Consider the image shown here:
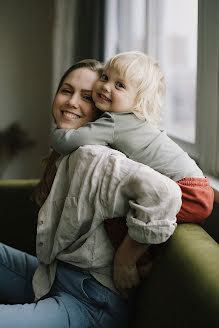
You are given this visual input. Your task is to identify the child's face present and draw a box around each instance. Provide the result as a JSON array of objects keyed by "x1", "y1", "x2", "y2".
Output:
[
  {"x1": 53, "y1": 68, "x2": 100, "y2": 129},
  {"x1": 92, "y1": 68, "x2": 137, "y2": 113}
]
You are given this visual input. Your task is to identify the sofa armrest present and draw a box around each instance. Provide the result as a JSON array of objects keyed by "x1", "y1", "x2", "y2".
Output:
[
  {"x1": 135, "y1": 223, "x2": 219, "y2": 327},
  {"x1": 0, "y1": 179, "x2": 39, "y2": 255}
]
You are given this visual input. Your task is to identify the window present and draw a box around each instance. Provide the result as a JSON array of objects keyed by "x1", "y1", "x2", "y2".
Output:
[
  {"x1": 104, "y1": 0, "x2": 146, "y2": 61},
  {"x1": 146, "y1": 0, "x2": 198, "y2": 144},
  {"x1": 104, "y1": 0, "x2": 219, "y2": 180},
  {"x1": 146, "y1": 0, "x2": 219, "y2": 180}
]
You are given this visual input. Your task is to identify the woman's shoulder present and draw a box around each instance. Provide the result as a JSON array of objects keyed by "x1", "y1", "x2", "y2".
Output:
[{"x1": 71, "y1": 144, "x2": 127, "y2": 160}]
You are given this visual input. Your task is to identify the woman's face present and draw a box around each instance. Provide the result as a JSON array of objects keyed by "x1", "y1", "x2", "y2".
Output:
[{"x1": 53, "y1": 68, "x2": 100, "y2": 129}]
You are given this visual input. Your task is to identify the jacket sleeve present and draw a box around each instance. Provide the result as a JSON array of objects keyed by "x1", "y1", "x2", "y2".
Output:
[
  {"x1": 111, "y1": 161, "x2": 182, "y2": 245},
  {"x1": 50, "y1": 112, "x2": 115, "y2": 155}
]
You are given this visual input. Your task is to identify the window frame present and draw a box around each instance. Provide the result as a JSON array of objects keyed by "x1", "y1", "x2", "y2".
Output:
[{"x1": 196, "y1": 0, "x2": 219, "y2": 176}]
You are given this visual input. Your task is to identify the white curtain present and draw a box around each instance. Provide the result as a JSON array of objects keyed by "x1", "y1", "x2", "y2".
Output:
[{"x1": 52, "y1": 0, "x2": 77, "y2": 96}]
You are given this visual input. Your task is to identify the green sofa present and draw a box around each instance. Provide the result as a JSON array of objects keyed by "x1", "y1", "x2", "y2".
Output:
[{"x1": 0, "y1": 180, "x2": 218, "y2": 327}]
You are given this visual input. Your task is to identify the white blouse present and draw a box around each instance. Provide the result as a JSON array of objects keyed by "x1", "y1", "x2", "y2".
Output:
[{"x1": 33, "y1": 145, "x2": 182, "y2": 300}]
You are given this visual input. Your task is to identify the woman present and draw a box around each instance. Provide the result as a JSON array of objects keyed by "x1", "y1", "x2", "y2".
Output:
[{"x1": 0, "y1": 59, "x2": 182, "y2": 327}]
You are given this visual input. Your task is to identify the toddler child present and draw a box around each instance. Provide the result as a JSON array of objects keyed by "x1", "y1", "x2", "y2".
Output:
[{"x1": 50, "y1": 51, "x2": 214, "y2": 265}]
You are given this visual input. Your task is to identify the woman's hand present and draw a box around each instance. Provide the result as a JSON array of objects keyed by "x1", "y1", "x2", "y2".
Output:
[
  {"x1": 113, "y1": 234, "x2": 151, "y2": 299},
  {"x1": 114, "y1": 251, "x2": 140, "y2": 299},
  {"x1": 138, "y1": 262, "x2": 153, "y2": 280}
]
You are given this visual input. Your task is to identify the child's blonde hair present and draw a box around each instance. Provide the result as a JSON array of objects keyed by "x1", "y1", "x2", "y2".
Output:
[{"x1": 105, "y1": 51, "x2": 166, "y2": 126}]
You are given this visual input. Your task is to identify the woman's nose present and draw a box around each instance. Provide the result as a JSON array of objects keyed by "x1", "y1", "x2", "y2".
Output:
[{"x1": 67, "y1": 94, "x2": 79, "y2": 108}]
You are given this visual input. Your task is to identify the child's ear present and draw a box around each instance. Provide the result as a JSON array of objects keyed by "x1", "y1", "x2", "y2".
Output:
[
  {"x1": 132, "y1": 100, "x2": 142, "y2": 113},
  {"x1": 133, "y1": 98, "x2": 140, "y2": 111}
]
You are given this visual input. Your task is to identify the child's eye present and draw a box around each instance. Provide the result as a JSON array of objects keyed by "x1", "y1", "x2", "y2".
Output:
[
  {"x1": 116, "y1": 82, "x2": 125, "y2": 88},
  {"x1": 100, "y1": 74, "x2": 108, "y2": 81}
]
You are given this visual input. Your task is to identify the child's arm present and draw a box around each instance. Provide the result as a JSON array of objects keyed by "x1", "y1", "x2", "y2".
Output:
[{"x1": 50, "y1": 112, "x2": 114, "y2": 155}]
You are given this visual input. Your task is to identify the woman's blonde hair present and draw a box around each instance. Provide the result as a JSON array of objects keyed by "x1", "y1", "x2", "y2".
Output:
[
  {"x1": 105, "y1": 51, "x2": 166, "y2": 126},
  {"x1": 34, "y1": 59, "x2": 103, "y2": 207}
]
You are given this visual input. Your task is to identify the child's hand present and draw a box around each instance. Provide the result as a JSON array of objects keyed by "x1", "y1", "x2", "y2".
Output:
[{"x1": 113, "y1": 251, "x2": 140, "y2": 299}]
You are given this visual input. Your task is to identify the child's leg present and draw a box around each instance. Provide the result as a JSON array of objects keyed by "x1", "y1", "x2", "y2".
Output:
[
  {"x1": 0, "y1": 243, "x2": 38, "y2": 303},
  {"x1": 176, "y1": 177, "x2": 214, "y2": 223},
  {"x1": 104, "y1": 176, "x2": 214, "y2": 273}
]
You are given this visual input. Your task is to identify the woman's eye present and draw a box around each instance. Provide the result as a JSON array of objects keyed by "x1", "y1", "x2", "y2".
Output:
[
  {"x1": 83, "y1": 95, "x2": 93, "y2": 102},
  {"x1": 62, "y1": 88, "x2": 71, "y2": 94},
  {"x1": 100, "y1": 74, "x2": 108, "y2": 81},
  {"x1": 116, "y1": 82, "x2": 125, "y2": 88}
]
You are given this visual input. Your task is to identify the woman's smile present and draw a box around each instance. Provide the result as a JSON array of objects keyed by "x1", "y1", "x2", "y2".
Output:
[{"x1": 61, "y1": 110, "x2": 81, "y2": 120}]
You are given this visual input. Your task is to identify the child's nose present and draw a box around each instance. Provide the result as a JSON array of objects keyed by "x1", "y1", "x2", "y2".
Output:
[{"x1": 103, "y1": 81, "x2": 111, "y2": 92}]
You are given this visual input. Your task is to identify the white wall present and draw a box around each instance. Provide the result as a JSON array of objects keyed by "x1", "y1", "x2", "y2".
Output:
[{"x1": 0, "y1": 0, "x2": 54, "y2": 179}]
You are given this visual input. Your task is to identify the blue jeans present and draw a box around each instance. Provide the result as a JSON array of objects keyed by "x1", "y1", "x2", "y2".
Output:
[{"x1": 0, "y1": 243, "x2": 132, "y2": 327}]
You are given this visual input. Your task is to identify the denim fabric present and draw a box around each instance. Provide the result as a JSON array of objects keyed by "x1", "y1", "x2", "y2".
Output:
[{"x1": 0, "y1": 243, "x2": 132, "y2": 327}]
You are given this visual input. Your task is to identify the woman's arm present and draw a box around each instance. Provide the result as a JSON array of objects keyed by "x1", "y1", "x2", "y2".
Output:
[
  {"x1": 33, "y1": 150, "x2": 60, "y2": 207},
  {"x1": 113, "y1": 234, "x2": 151, "y2": 298},
  {"x1": 50, "y1": 112, "x2": 114, "y2": 155},
  {"x1": 109, "y1": 162, "x2": 182, "y2": 296}
]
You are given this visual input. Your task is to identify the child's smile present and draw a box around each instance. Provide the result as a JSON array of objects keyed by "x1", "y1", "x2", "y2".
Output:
[{"x1": 96, "y1": 93, "x2": 112, "y2": 103}]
